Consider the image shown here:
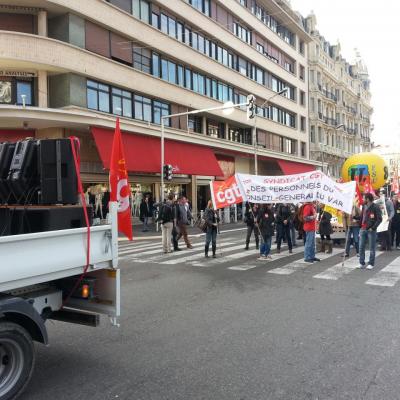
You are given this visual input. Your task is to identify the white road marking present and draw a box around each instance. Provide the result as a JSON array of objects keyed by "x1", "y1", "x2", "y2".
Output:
[
  {"x1": 313, "y1": 252, "x2": 382, "y2": 280},
  {"x1": 268, "y1": 248, "x2": 343, "y2": 275},
  {"x1": 366, "y1": 256, "x2": 400, "y2": 287},
  {"x1": 228, "y1": 265, "x2": 259, "y2": 271},
  {"x1": 118, "y1": 242, "x2": 162, "y2": 254}
]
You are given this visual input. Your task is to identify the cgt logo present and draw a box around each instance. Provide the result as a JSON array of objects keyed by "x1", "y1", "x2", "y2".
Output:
[{"x1": 212, "y1": 176, "x2": 243, "y2": 208}]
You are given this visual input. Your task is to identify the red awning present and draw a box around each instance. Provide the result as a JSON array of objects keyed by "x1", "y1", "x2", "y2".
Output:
[
  {"x1": 277, "y1": 159, "x2": 315, "y2": 175},
  {"x1": 0, "y1": 129, "x2": 35, "y2": 142},
  {"x1": 91, "y1": 127, "x2": 223, "y2": 176}
]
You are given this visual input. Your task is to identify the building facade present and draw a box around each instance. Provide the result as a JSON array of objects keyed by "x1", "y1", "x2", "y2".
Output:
[
  {"x1": 0, "y1": 0, "x2": 314, "y2": 214},
  {"x1": 373, "y1": 144, "x2": 400, "y2": 191},
  {"x1": 304, "y1": 13, "x2": 372, "y2": 179}
]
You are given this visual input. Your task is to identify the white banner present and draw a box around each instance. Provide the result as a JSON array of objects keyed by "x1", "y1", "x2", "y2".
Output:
[
  {"x1": 375, "y1": 195, "x2": 389, "y2": 233},
  {"x1": 236, "y1": 171, "x2": 356, "y2": 214}
]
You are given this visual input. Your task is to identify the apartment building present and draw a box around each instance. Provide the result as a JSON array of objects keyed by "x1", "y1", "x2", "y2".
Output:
[
  {"x1": 0, "y1": 0, "x2": 314, "y2": 212},
  {"x1": 305, "y1": 13, "x2": 372, "y2": 179}
]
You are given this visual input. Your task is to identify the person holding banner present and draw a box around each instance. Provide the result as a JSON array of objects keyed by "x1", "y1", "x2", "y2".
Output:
[
  {"x1": 257, "y1": 205, "x2": 275, "y2": 260},
  {"x1": 275, "y1": 203, "x2": 293, "y2": 254},
  {"x1": 358, "y1": 193, "x2": 382, "y2": 269},
  {"x1": 343, "y1": 202, "x2": 361, "y2": 257},
  {"x1": 303, "y1": 202, "x2": 320, "y2": 263},
  {"x1": 204, "y1": 200, "x2": 220, "y2": 258}
]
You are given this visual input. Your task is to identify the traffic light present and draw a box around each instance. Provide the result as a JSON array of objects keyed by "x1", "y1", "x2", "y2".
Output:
[
  {"x1": 247, "y1": 94, "x2": 256, "y2": 120},
  {"x1": 163, "y1": 164, "x2": 173, "y2": 181}
]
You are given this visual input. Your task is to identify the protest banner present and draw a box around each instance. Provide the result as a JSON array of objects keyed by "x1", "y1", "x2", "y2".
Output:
[
  {"x1": 210, "y1": 175, "x2": 244, "y2": 210},
  {"x1": 375, "y1": 195, "x2": 389, "y2": 233},
  {"x1": 236, "y1": 171, "x2": 356, "y2": 214}
]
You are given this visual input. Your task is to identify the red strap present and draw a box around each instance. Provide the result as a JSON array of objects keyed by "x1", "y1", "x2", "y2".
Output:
[{"x1": 62, "y1": 136, "x2": 91, "y2": 308}]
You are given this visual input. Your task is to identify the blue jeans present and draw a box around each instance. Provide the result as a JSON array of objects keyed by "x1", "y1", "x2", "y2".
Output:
[
  {"x1": 260, "y1": 234, "x2": 272, "y2": 256},
  {"x1": 304, "y1": 231, "x2": 316, "y2": 261},
  {"x1": 345, "y1": 226, "x2": 360, "y2": 255},
  {"x1": 206, "y1": 228, "x2": 217, "y2": 246},
  {"x1": 359, "y1": 229, "x2": 377, "y2": 266}
]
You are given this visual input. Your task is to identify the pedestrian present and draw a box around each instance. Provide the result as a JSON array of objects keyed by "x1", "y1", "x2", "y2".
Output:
[
  {"x1": 275, "y1": 203, "x2": 293, "y2": 254},
  {"x1": 294, "y1": 204, "x2": 305, "y2": 243},
  {"x1": 244, "y1": 203, "x2": 260, "y2": 250},
  {"x1": 379, "y1": 191, "x2": 394, "y2": 251},
  {"x1": 139, "y1": 196, "x2": 152, "y2": 232},
  {"x1": 343, "y1": 202, "x2": 361, "y2": 257},
  {"x1": 158, "y1": 194, "x2": 174, "y2": 254},
  {"x1": 391, "y1": 194, "x2": 400, "y2": 249},
  {"x1": 171, "y1": 197, "x2": 181, "y2": 252},
  {"x1": 358, "y1": 192, "x2": 382, "y2": 269},
  {"x1": 176, "y1": 196, "x2": 194, "y2": 249},
  {"x1": 204, "y1": 200, "x2": 220, "y2": 258},
  {"x1": 257, "y1": 204, "x2": 275, "y2": 260},
  {"x1": 318, "y1": 205, "x2": 333, "y2": 253},
  {"x1": 290, "y1": 204, "x2": 297, "y2": 247},
  {"x1": 303, "y1": 201, "x2": 320, "y2": 263}
]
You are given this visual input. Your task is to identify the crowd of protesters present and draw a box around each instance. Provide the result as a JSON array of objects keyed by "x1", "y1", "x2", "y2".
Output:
[{"x1": 148, "y1": 187, "x2": 398, "y2": 266}]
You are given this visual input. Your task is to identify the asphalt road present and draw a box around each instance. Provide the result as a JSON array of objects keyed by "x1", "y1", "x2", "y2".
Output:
[{"x1": 21, "y1": 230, "x2": 400, "y2": 400}]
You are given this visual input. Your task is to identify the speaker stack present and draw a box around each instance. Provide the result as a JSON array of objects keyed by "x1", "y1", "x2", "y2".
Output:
[{"x1": 0, "y1": 138, "x2": 92, "y2": 236}]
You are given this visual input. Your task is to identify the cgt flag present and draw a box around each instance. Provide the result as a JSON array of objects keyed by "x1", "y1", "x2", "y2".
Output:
[
  {"x1": 109, "y1": 118, "x2": 133, "y2": 240},
  {"x1": 210, "y1": 175, "x2": 244, "y2": 209}
]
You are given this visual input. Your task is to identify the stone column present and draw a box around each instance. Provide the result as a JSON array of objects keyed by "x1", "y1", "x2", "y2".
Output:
[
  {"x1": 37, "y1": 10, "x2": 48, "y2": 37},
  {"x1": 37, "y1": 70, "x2": 48, "y2": 108},
  {"x1": 202, "y1": 117, "x2": 207, "y2": 136}
]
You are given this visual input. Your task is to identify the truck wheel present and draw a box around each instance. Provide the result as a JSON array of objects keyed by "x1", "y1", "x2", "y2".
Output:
[{"x1": 0, "y1": 322, "x2": 35, "y2": 400}]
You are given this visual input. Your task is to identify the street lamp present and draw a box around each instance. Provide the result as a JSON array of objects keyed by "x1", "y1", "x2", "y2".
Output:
[
  {"x1": 160, "y1": 100, "x2": 249, "y2": 202},
  {"x1": 321, "y1": 123, "x2": 344, "y2": 175},
  {"x1": 253, "y1": 87, "x2": 288, "y2": 175}
]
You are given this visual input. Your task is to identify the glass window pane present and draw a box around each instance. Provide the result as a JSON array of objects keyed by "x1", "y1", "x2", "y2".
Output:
[
  {"x1": 151, "y1": 12, "x2": 159, "y2": 28},
  {"x1": 122, "y1": 98, "x2": 132, "y2": 117},
  {"x1": 152, "y1": 53, "x2": 160, "y2": 77},
  {"x1": 198, "y1": 74, "x2": 204, "y2": 95},
  {"x1": 168, "y1": 17, "x2": 176, "y2": 38},
  {"x1": 205, "y1": 78, "x2": 211, "y2": 97},
  {"x1": 87, "y1": 88, "x2": 98, "y2": 110},
  {"x1": 198, "y1": 35, "x2": 205, "y2": 53},
  {"x1": 161, "y1": 59, "x2": 168, "y2": 80},
  {"x1": 212, "y1": 80, "x2": 217, "y2": 99},
  {"x1": 168, "y1": 61, "x2": 176, "y2": 84},
  {"x1": 192, "y1": 32, "x2": 198, "y2": 50},
  {"x1": 112, "y1": 87, "x2": 122, "y2": 95},
  {"x1": 99, "y1": 91, "x2": 110, "y2": 112},
  {"x1": 112, "y1": 95, "x2": 122, "y2": 115},
  {"x1": 99, "y1": 84, "x2": 109, "y2": 91},
  {"x1": 184, "y1": 27, "x2": 191, "y2": 45},
  {"x1": 192, "y1": 72, "x2": 198, "y2": 92},
  {"x1": 177, "y1": 65, "x2": 184, "y2": 86},
  {"x1": 185, "y1": 68, "x2": 192, "y2": 89},
  {"x1": 16, "y1": 81, "x2": 32, "y2": 105},
  {"x1": 161, "y1": 14, "x2": 168, "y2": 34},
  {"x1": 134, "y1": 95, "x2": 143, "y2": 120},
  {"x1": 132, "y1": 0, "x2": 140, "y2": 18},
  {"x1": 140, "y1": 0, "x2": 149, "y2": 22},
  {"x1": 87, "y1": 80, "x2": 98, "y2": 89},
  {"x1": 143, "y1": 103, "x2": 151, "y2": 122},
  {"x1": 177, "y1": 23, "x2": 184, "y2": 41}
]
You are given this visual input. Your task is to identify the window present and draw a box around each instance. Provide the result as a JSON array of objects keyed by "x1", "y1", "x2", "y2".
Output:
[
  {"x1": 160, "y1": 13, "x2": 168, "y2": 34},
  {"x1": 134, "y1": 95, "x2": 152, "y2": 122},
  {"x1": 300, "y1": 116, "x2": 306, "y2": 132},
  {"x1": 185, "y1": 68, "x2": 192, "y2": 90},
  {"x1": 300, "y1": 90, "x2": 305, "y2": 106},
  {"x1": 310, "y1": 126, "x2": 316, "y2": 143},
  {"x1": 184, "y1": 27, "x2": 191, "y2": 45},
  {"x1": 188, "y1": 115, "x2": 202, "y2": 133},
  {"x1": 299, "y1": 64, "x2": 305, "y2": 81},
  {"x1": 87, "y1": 80, "x2": 110, "y2": 113},
  {"x1": 132, "y1": 0, "x2": 149, "y2": 22},
  {"x1": 207, "y1": 120, "x2": 225, "y2": 138},
  {"x1": 168, "y1": 17, "x2": 176, "y2": 39},
  {"x1": 189, "y1": 0, "x2": 211, "y2": 16},
  {"x1": 152, "y1": 52, "x2": 160, "y2": 77},
  {"x1": 112, "y1": 87, "x2": 132, "y2": 117},
  {"x1": 234, "y1": 22, "x2": 251, "y2": 45},
  {"x1": 192, "y1": 32, "x2": 198, "y2": 50},
  {"x1": 133, "y1": 48, "x2": 151, "y2": 73},
  {"x1": 0, "y1": 81, "x2": 11, "y2": 104},
  {"x1": 256, "y1": 43, "x2": 264, "y2": 54},
  {"x1": 151, "y1": 12, "x2": 159, "y2": 28},
  {"x1": 153, "y1": 100, "x2": 170, "y2": 125},
  {"x1": 161, "y1": 58, "x2": 168, "y2": 81},
  {"x1": 16, "y1": 81, "x2": 32, "y2": 105},
  {"x1": 168, "y1": 61, "x2": 176, "y2": 84},
  {"x1": 299, "y1": 40, "x2": 305, "y2": 55},
  {"x1": 301, "y1": 142, "x2": 306, "y2": 157},
  {"x1": 238, "y1": 57, "x2": 247, "y2": 76},
  {"x1": 177, "y1": 65, "x2": 184, "y2": 86},
  {"x1": 176, "y1": 22, "x2": 184, "y2": 42},
  {"x1": 228, "y1": 126, "x2": 252, "y2": 145}
]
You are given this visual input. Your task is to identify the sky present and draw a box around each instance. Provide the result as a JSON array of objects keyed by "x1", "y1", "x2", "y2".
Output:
[{"x1": 290, "y1": 0, "x2": 400, "y2": 146}]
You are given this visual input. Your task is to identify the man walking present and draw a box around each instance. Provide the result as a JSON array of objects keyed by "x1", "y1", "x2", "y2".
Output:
[
  {"x1": 276, "y1": 203, "x2": 293, "y2": 254},
  {"x1": 344, "y1": 202, "x2": 361, "y2": 257},
  {"x1": 358, "y1": 192, "x2": 382, "y2": 269},
  {"x1": 244, "y1": 203, "x2": 260, "y2": 250},
  {"x1": 139, "y1": 195, "x2": 151, "y2": 232},
  {"x1": 159, "y1": 194, "x2": 174, "y2": 254},
  {"x1": 257, "y1": 204, "x2": 275, "y2": 260},
  {"x1": 303, "y1": 202, "x2": 320, "y2": 263},
  {"x1": 391, "y1": 194, "x2": 400, "y2": 249},
  {"x1": 176, "y1": 196, "x2": 194, "y2": 249}
]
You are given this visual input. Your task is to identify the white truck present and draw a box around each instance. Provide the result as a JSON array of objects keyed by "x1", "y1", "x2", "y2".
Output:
[{"x1": 0, "y1": 203, "x2": 120, "y2": 400}]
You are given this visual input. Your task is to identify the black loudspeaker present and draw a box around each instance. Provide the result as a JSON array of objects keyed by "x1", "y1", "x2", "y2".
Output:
[
  {"x1": 38, "y1": 139, "x2": 78, "y2": 205},
  {"x1": 0, "y1": 142, "x2": 16, "y2": 204},
  {"x1": 7, "y1": 139, "x2": 39, "y2": 203},
  {"x1": 0, "y1": 205, "x2": 93, "y2": 236}
]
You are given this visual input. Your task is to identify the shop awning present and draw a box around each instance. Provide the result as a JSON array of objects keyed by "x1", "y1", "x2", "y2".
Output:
[
  {"x1": 277, "y1": 159, "x2": 315, "y2": 175},
  {"x1": 0, "y1": 129, "x2": 35, "y2": 142},
  {"x1": 91, "y1": 127, "x2": 223, "y2": 176}
]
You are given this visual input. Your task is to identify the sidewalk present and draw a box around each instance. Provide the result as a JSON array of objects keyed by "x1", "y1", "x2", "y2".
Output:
[{"x1": 119, "y1": 221, "x2": 247, "y2": 241}]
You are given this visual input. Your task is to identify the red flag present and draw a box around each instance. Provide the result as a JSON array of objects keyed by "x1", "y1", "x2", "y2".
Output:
[
  {"x1": 392, "y1": 171, "x2": 399, "y2": 194},
  {"x1": 210, "y1": 175, "x2": 243, "y2": 209},
  {"x1": 354, "y1": 176, "x2": 363, "y2": 206},
  {"x1": 363, "y1": 176, "x2": 375, "y2": 195},
  {"x1": 109, "y1": 118, "x2": 133, "y2": 240}
]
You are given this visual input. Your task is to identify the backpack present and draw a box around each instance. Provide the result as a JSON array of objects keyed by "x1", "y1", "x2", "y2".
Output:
[{"x1": 194, "y1": 216, "x2": 208, "y2": 233}]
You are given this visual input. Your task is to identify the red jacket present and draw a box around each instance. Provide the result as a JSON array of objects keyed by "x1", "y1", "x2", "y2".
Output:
[{"x1": 303, "y1": 203, "x2": 316, "y2": 232}]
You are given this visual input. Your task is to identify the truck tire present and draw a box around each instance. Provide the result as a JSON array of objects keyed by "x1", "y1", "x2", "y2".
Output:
[{"x1": 0, "y1": 322, "x2": 35, "y2": 400}]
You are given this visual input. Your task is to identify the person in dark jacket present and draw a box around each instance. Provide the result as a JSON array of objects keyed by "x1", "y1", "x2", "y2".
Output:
[
  {"x1": 244, "y1": 203, "x2": 260, "y2": 250},
  {"x1": 204, "y1": 200, "x2": 220, "y2": 258},
  {"x1": 257, "y1": 205, "x2": 275, "y2": 260},
  {"x1": 391, "y1": 194, "x2": 400, "y2": 249},
  {"x1": 139, "y1": 196, "x2": 151, "y2": 232},
  {"x1": 275, "y1": 203, "x2": 293, "y2": 254},
  {"x1": 358, "y1": 193, "x2": 383, "y2": 269},
  {"x1": 318, "y1": 206, "x2": 333, "y2": 253}
]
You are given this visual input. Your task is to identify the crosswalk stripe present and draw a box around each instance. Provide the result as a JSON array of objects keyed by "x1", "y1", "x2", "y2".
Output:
[
  {"x1": 121, "y1": 242, "x2": 228, "y2": 262},
  {"x1": 268, "y1": 248, "x2": 343, "y2": 275},
  {"x1": 228, "y1": 265, "x2": 259, "y2": 271},
  {"x1": 160, "y1": 242, "x2": 246, "y2": 265},
  {"x1": 365, "y1": 256, "x2": 400, "y2": 287},
  {"x1": 118, "y1": 242, "x2": 162, "y2": 254},
  {"x1": 313, "y1": 252, "x2": 382, "y2": 280},
  {"x1": 120, "y1": 238, "x2": 237, "y2": 261}
]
